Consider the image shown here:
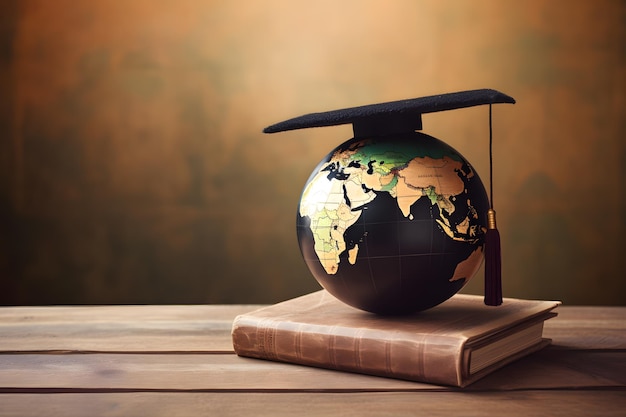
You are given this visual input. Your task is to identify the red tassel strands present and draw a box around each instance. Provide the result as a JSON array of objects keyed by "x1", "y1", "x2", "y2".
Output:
[{"x1": 484, "y1": 104, "x2": 503, "y2": 306}]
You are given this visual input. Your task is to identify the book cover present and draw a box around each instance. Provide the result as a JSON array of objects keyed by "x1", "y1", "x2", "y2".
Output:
[{"x1": 231, "y1": 290, "x2": 560, "y2": 387}]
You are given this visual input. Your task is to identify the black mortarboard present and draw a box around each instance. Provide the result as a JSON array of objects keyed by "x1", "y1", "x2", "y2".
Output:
[
  {"x1": 264, "y1": 88, "x2": 515, "y2": 307},
  {"x1": 264, "y1": 89, "x2": 515, "y2": 137}
]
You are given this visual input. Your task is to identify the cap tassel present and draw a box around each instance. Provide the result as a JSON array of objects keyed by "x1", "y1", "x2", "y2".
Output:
[
  {"x1": 485, "y1": 104, "x2": 502, "y2": 306},
  {"x1": 485, "y1": 209, "x2": 502, "y2": 306}
]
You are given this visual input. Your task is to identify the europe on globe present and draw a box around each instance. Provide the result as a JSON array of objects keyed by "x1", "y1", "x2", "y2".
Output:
[{"x1": 296, "y1": 132, "x2": 490, "y2": 314}]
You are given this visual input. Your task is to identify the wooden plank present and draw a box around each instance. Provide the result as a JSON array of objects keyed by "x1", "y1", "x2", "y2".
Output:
[
  {"x1": 544, "y1": 306, "x2": 626, "y2": 349},
  {"x1": 0, "y1": 349, "x2": 623, "y2": 391},
  {"x1": 0, "y1": 354, "x2": 437, "y2": 391},
  {"x1": 0, "y1": 321, "x2": 234, "y2": 353},
  {"x1": 1, "y1": 305, "x2": 625, "y2": 353},
  {"x1": 0, "y1": 305, "x2": 262, "y2": 353},
  {"x1": 0, "y1": 391, "x2": 625, "y2": 417},
  {"x1": 551, "y1": 306, "x2": 626, "y2": 322},
  {"x1": 468, "y1": 347, "x2": 626, "y2": 390},
  {"x1": 0, "y1": 305, "x2": 263, "y2": 323}
]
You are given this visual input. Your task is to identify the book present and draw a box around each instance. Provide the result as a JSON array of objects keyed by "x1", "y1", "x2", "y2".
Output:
[{"x1": 231, "y1": 290, "x2": 561, "y2": 387}]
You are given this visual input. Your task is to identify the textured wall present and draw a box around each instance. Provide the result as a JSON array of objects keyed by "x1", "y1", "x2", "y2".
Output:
[{"x1": 1, "y1": 0, "x2": 624, "y2": 305}]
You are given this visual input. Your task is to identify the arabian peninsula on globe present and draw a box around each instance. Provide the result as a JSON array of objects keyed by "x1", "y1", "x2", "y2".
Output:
[{"x1": 296, "y1": 132, "x2": 490, "y2": 314}]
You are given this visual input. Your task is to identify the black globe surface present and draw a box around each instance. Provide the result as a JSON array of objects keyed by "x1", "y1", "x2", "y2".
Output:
[{"x1": 296, "y1": 132, "x2": 490, "y2": 314}]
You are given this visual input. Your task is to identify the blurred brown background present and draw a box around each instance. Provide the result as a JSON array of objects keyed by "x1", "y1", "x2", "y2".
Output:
[{"x1": 1, "y1": 0, "x2": 624, "y2": 306}]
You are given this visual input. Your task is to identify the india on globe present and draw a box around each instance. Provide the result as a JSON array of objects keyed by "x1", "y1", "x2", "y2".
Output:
[{"x1": 296, "y1": 132, "x2": 490, "y2": 314}]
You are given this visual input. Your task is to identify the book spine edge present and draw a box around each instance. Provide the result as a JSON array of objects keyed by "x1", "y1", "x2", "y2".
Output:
[
  {"x1": 231, "y1": 315, "x2": 276, "y2": 360},
  {"x1": 231, "y1": 315, "x2": 463, "y2": 387}
]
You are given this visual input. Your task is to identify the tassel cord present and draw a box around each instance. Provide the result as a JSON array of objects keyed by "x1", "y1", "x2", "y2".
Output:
[
  {"x1": 489, "y1": 103, "x2": 494, "y2": 210},
  {"x1": 484, "y1": 103, "x2": 503, "y2": 306}
]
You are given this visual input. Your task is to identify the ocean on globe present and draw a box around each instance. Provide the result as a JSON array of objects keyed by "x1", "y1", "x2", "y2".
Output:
[{"x1": 296, "y1": 132, "x2": 490, "y2": 315}]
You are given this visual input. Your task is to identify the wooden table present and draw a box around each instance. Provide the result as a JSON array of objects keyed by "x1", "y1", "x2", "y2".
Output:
[{"x1": 0, "y1": 303, "x2": 624, "y2": 416}]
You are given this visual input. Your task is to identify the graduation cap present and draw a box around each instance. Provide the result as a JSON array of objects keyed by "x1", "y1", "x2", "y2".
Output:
[{"x1": 264, "y1": 88, "x2": 515, "y2": 307}]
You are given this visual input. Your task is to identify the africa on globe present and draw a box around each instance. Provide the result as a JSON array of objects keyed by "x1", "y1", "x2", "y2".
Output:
[{"x1": 296, "y1": 132, "x2": 490, "y2": 314}]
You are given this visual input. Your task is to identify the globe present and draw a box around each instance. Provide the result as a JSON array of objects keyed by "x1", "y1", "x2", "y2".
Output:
[{"x1": 296, "y1": 131, "x2": 490, "y2": 315}]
